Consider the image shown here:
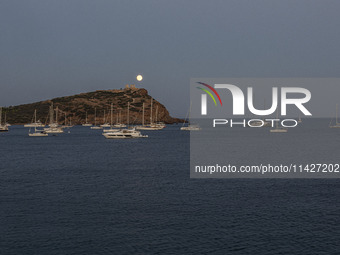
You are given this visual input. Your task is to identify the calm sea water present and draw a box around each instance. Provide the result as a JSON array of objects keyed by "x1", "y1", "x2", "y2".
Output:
[{"x1": 1, "y1": 125, "x2": 340, "y2": 254}]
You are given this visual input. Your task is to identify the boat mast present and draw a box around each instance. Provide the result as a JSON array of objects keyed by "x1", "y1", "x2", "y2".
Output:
[
  {"x1": 150, "y1": 98, "x2": 153, "y2": 125},
  {"x1": 34, "y1": 109, "x2": 37, "y2": 123},
  {"x1": 156, "y1": 105, "x2": 158, "y2": 123},
  {"x1": 127, "y1": 102, "x2": 130, "y2": 126},
  {"x1": 49, "y1": 103, "x2": 54, "y2": 125},
  {"x1": 85, "y1": 111, "x2": 88, "y2": 124},
  {"x1": 110, "y1": 103, "x2": 113, "y2": 127},
  {"x1": 0, "y1": 107, "x2": 2, "y2": 125},
  {"x1": 142, "y1": 102, "x2": 145, "y2": 126},
  {"x1": 276, "y1": 110, "x2": 279, "y2": 128},
  {"x1": 56, "y1": 106, "x2": 58, "y2": 124},
  {"x1": 94, "y1": 108, "x2": 97, "y2": 126},
  {"x1": 189, "y1": 101, "x2": 192, "y2": 126}
]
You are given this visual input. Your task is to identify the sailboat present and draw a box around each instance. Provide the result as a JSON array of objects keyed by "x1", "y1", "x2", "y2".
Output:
[
  {"x1": 136, "y1": 99, "x2": 164, "y2": 130},
  {"x1": 24, "y1": 109, "x2": 45, "y2": 127},
  {"x1": 103, "y1": 102, "x2": 147, "y2": 139},
  {"x1": 0, "y1": 107, "x2": 9, "y2": 132},
  {"x1": 103, "y1": 104, "x2": 119, "y2": 132},
  {"x1": 100, "y1": 110, "x2": 110, "y2": 127},
  {"x1": 180, "y1": 102, "x2": 200, "y2": 131},
  {"x1": 270, "y1": 110, "x2": 287, "y2": 133},
  {"x1": 329, "y1": 104, "x2": 340, "y2": 128},
  {"x1": 43, "y1": 103, "x2": 64, "y2": 133},
  {"x1": 91, "y1": 108, "x2": 103, "y2": 129},
  {"x1": 113, "y1": 109, "x2": 126, "y2": 128},
  {"x1": 63, "y1": 113, "x2": 73, "y2": 128},
  {"x1": 29, "y1": 126, "x2": 48, "y2": 136},
  {"x1": 82, "y1": 111, "x2": 93, "y2": 127},
  {"x1": 248, "y1": 100, "x2": 271, "y2": 127}
]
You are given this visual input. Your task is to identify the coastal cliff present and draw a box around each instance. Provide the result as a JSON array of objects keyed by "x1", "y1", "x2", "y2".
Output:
[{"x1": 3, "y1": 87, "x2": 183, "y2": 125}]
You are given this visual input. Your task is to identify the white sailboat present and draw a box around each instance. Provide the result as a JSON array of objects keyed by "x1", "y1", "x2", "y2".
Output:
[
  {"x1": 113, "y1": 110, "x2": 126, "y2": 128},
  {"x1": 44, "y1": 103, "x2": 64, "y2": 133},
  {"x1": 0, "y1": 107, "x2": 9, "y2": 132},
  {"x1": 136, "y1": 99, "x2": 164, "y2": 130},
  {"x1": 103, "y1": 102, "x2": 147, "y2": 139},
  {"x1": 91, "y1": 108, "x2": 103, "y2": 129},
  {"x1": 248, "y1": 100, "x2": 271, "y2": 127},
  {"x1": 24, "y1": 109, "x2": 45, "y2": 127},
  {"x1": 329, "y1": 104, "x2": 340, "y2": 128},
  {"x1": 180, "y1": 102, "x2": 200, "y2": 131},
  {"x1": 82, "y1": 111, "x2": 93, "y2": 127},
  {"x1": 63, "y1": 113, "x2": 73, "y2": 128},
  {"x1": 270, "y1": 111, "x2": 287, "y2": 133},
  {"x1": 103, "y1": 104, "x2": 119, "y2": 132},
  {"x1": 29, "y1": 126, "x2": 48, "y2": 137},
  {"x1": 100, "y1": 110, "x2": 110, "y2": 127}
]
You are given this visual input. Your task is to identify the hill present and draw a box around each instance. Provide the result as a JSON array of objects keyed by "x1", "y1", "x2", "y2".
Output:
[{"x1": 2, "y1": 87, "x2": 184, "y2": 125}]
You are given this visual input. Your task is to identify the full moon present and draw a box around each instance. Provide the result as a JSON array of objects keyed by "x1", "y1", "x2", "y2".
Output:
[{"x1": 136, "y1": 75, "x2": 143, "y2": 81}]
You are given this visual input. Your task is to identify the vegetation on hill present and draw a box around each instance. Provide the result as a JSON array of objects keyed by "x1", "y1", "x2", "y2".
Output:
[{"x1": 2, "y1": 88, "x2": 184, "y2": 125}]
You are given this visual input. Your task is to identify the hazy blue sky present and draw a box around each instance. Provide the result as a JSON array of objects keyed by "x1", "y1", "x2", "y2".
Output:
[{"x1": 1, "y1": 0, "x2": 340, "y2": 117}]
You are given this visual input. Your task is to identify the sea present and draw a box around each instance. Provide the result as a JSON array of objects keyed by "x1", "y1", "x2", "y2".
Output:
[{"x1": 1, "y1": 124, "x2": 340, "y2": 254}]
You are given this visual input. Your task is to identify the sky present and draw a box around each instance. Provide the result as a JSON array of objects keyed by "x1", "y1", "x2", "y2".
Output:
[{"x1": 1, "y1": 0, "x2": 340, "y2": 117}]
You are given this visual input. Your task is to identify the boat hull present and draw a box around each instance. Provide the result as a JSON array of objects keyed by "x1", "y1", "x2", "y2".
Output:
[
  {"x1": 270, "y1": 129, "x2": 288, "y2": 133},
  {"x1": 29, "y1": 133, "x2": 48, "y2": 137}
]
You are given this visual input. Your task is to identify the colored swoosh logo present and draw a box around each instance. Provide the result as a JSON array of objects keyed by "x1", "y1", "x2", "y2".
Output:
[{"x1": 196, "y1": 82, "x2": 223, "y2": 106}]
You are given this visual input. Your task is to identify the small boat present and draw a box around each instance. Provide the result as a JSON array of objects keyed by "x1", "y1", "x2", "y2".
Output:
[
  {"x1": 24, "y1": 110, "x2": 45, "y2": 127},
  {"x1": 0, "y1": 107, "x2": 9, "y2": 132},
  {"x1": 43, "y1": 104, "x2": 64, "y2": 134},
  {"x1": 103, "y1": 128, "x2": 119, "y2": 133},
  {"x1": 180, "y1": 125, "x2": 201, "y2": 131},
  {"x1": 103, "y1": 104, "x2": 119, "y2": 132},
  {"x1": 29, "y1": 127, "x2": 48, "y2": 137},
  {"x1": 270, "y1": 111, "x2": 287, "y2": 133},
  {"x1": 270, "y1": 128, "x2": 288, "y2": 133},
  {"x1": 329, "y1": 104, "x2": 340, "y2": 128},
  {"x1": 248, "y1": 120, "x2": 271, "y2": 127},
  {"x1": 136, "y1": 101, "x2": 164, "y2": 130},
  {"x1": 113, "y1": 123, "x2": 127, "y2": 128},
  {"x1": 82, "y1": 111, "x2": 93, "y2": 127},
  {"x1": 113, "y1": 108, "x2": 126, "y2": 128},
  {"x1": 90, "y1": 108, "x2": 103, "y2": 129},
  {"x1": 180, "y1": 102, "x2": 200, "y2": 131},
  {"x1": 100, "y1": 110, "x2": 111, "y2": 127}
]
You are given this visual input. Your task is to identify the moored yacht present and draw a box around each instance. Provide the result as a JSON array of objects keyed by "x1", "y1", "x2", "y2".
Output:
[
  {"x1": 180, "y1": 102, "x2": 200, "y2": 131},
  {"x1": 270, "y1": 111, "x2": 287, "y2": 133},
  {"x1": 24, "y1": 109, "x2": 45, "y2": 127},
  {"x1": 0, "y1": 107, "x2": 9, "y2": 132},
  {"x1": 103, "y1": 128, "x2": 148, "y2": 139},
  {"x1": 43, "y1": 104, "x2": 64, "y2": 134},
  {"x1": 136, "y1": 100, "x2": 164, "y2": 130},
  {"x1": 329, "y1": 104, "x2": 340, "y2": 128},
  {"x1": 82, "y1": 111, "x2": 92, "y2": 126},
  {"x1": 90, "y1": 108, "x2": 103, "y2": 129},
  {"x1": 29, "y1": 126, "x2": 48, "y2": 137}
]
